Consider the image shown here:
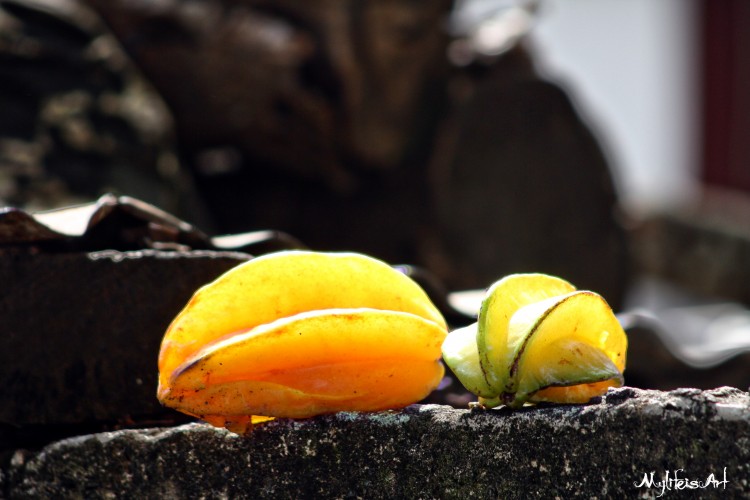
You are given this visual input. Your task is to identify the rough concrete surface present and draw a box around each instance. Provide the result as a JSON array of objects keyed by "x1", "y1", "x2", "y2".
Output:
[{"x1": 3, "y1": 387, "x2": 749, "y2": 499}]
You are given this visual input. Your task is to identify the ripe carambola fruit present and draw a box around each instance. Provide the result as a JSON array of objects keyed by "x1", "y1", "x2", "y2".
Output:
[
  {"x1": 157, "y1": 250, "x2": 448, "y2": 432},
  {"x1": 441, "y1": 273, "x2": 627, "y2": 409}
]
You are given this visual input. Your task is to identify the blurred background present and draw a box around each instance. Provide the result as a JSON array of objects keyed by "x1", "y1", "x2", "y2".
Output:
[
  {"x1": 528, "y1": 0, "x2": 699, "y2": 213},
  {"x1": 2, "y1": 0, "x2": 749, "y2": 396}
]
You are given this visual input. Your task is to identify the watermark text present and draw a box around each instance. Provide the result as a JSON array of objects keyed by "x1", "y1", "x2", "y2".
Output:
[{"x1": 634, "y1": 468, "x2": 728, "y2": 497}]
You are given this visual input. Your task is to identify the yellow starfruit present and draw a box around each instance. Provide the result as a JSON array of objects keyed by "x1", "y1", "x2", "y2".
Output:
[
  {"x1": 157, "y1": 250, "x2": 448, "y2": 433},
  {"x1": 442, "y1": 273, "x2": 627, "y2": 409}
]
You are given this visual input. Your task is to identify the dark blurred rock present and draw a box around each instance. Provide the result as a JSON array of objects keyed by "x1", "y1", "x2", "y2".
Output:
[
  {"x1": 78, "y1": 0, "x2": 629, "y2": 306},
  {"x1": 631, "y1": 189, "x2": 750, "y2": 306},
  {"x1": 1, "y1": 0, "x2": 630, "y2": 310},
  {"x1": 430, "y1": 48, "x2": 628, "y2": 305},
  {"x1": 0, "y1": 0, "x2": 208, "y2": 225},
  {"x1": 80, "y1": 0, "x2": 453, "y2": 177},
  {"x1": 4, "y1": 387, "x2": 749, "y2": 498},
  {"x1": 0, "y1": 249, "x2": 250, "y2": 427}
]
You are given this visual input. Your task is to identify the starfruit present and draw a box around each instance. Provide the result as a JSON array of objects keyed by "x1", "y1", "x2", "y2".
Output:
[
  {"x1": 442, "y1": 273, "x2": 627, "y2": 408},
  {"x1": 157, "y1": 250, "x2": 448, "y2": 432}
]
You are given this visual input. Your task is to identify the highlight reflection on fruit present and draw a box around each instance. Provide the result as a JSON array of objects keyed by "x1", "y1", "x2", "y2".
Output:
[
  {"x1": 442, "y1": 274, "x2": 627, "y2": 409},
  {"x1": 157, "y1": 250, "x2": 448, "y2": 433}
]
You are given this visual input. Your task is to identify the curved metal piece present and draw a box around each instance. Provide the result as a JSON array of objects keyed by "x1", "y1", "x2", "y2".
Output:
[{"x1": 0, "y1": 194, "x2": 306, "y2": 254}]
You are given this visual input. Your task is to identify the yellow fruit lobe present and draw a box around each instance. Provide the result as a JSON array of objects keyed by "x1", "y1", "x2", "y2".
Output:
[
  {"x1": 477, "y1": 273, "x2": 575, "y2": 391},
  {"x1": 508, "y1": 291, "x2": 626, "y2": 405},
  {"x1": 159, "y1": 251, "x2": 446, "y2": 393}
]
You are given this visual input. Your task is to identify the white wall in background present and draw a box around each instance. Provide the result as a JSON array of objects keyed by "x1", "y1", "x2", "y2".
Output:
[{"x1": 527, "y1": 0, "x2": 700, "y2": 212}]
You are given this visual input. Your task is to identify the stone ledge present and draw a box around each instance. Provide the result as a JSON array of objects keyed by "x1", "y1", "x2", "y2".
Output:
[
  {"x1": 1, "y1": 249, "x2": 250, "y2": 425},
  {"x1": 4, "y1": 387, "x2": 749, "y2": 498}
]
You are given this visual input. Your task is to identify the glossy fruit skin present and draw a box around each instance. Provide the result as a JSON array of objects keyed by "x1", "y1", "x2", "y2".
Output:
[
  {"x1": 477, "y1": 274, "x2": 576, "y2": 391},
  {"x1": 442, "y1": 274, "x2": 627, "y2": 409},
  {"x1": 157, "y1": 251, "x2": 447, "y2": 432}
]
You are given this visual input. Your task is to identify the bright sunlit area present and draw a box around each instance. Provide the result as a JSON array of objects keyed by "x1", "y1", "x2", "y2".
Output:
[{"x1": 526, "y1": 0, "x2": 701, "y2": 213}]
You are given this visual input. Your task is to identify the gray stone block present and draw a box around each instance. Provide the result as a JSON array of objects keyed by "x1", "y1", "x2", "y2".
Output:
[
  {"x1": 1, "y1": 249, "x2": 250, "y2": 426},
  {"x1": 4, "y1": 387, "x2": 749, "y2": 498}
]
